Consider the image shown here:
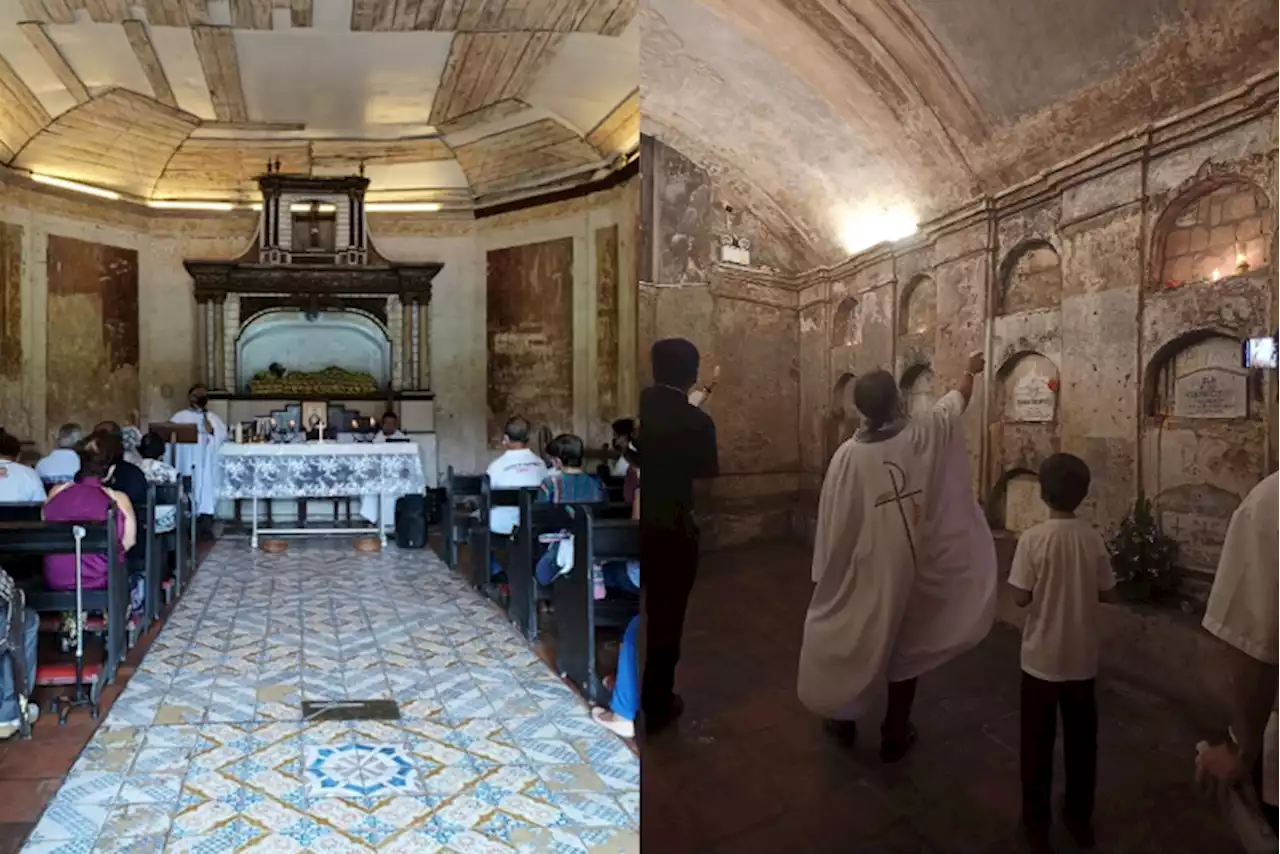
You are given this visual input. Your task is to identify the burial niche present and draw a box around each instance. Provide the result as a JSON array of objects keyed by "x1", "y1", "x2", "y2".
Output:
[
  {"x1": 1000, "y1": 240, "x2": 1062, "y2": 315},
  {"x1": 1155, "y1": 180, "x2": 1270, "y2": 287},
  {"x1": 1146, "y1": 332, "x2": 1250, "y2": 420},
  {"x1": 900, "y1": 363, "x2": 935, "y2": 417},
  {"x1": 997, "y1": 469, "x2": 1051, "y2": 533},
  {"x1": 827, "y1": 372, "x2": 859, "y2": 458},
  {"x1": 998, "y1": 352, "x2": 1059, "y2": 423},
  {"x1": 900, "y1": 275, "x2": 936, "y2": 336},
  {"x1": 832, "y1": 296, "x2": 858, "y2": 348}
]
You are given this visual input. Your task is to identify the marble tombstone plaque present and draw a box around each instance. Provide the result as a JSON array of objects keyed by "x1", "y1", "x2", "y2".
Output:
[
  {"x1": 1011, "y1": 373, "x2": 1056, "y2": 422},
  {"x1": 1174, "y1": 368, "x2": 1247, "y2": 419}
]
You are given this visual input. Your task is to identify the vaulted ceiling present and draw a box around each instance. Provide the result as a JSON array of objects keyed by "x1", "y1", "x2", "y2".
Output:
[
  {"x1": 0, "y1": 0, "x2": 639, "y2": 207},
  {"x1": 643, "y1": 0, "x2": 1277, "y2": 267}
]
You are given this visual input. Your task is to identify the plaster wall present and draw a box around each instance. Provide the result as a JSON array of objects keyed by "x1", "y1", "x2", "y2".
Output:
[{"x1": 0, "y1": 178, "x2": 640, "y2": 480}]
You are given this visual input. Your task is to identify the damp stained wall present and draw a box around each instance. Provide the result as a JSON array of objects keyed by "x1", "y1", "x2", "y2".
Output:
[{"x1": 0, "y1": 178, "x2": 640, "y2": 477}]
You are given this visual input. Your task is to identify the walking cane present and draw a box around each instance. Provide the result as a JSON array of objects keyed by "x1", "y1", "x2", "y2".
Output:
[{"x1": 71, "y1": 524, "x2": 86, "y2": 719}]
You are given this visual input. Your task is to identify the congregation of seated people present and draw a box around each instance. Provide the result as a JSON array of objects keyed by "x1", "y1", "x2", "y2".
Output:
[{"x1": 0, "y1": 423, "x2": 189, "y2": 740}]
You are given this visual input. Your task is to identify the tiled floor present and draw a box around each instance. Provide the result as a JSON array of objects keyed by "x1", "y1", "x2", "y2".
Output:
[
  {"x1": 642, "y1": 541, "x2": 1240, "y2": 854},
  {"x1": 21, "y1": 541, "x2": 639, "y2": 853}
]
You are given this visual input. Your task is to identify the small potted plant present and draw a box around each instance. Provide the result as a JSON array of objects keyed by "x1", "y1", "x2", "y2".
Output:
[{"x1": 1107, "y1": 495, "x2": 1180, "y2": 602}]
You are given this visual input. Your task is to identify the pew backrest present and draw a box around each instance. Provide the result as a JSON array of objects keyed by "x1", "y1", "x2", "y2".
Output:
[
  {"x1": 0, "y1": 519, "x2": 115, "y2": 554},
  {"x1": 0, "y1": 503, "x2": 43, "y2": 523}
]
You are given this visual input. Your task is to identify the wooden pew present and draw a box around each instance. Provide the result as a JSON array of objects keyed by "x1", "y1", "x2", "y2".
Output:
[
  {"x1": 502, "y1": 496, "x2": 634, "y2": 643},
  {"x1": 0, "y1": 515, "x2": 131, "y2": 709},
  {"x1": 440, "y1": 466, "x2": 486, "y2": 572},
  {"x1": 553, "y1": 509, "x2": 639, "y2": 705},
  {"x1": 143, "y1": 482, "x2": 188, "y2": 627},
  {"x1": 471, "y1": 487, "x2": 536, "y2": 593}
]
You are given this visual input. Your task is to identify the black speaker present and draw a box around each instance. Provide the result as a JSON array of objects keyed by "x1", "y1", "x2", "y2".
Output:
[{"x1": 395, "y1": 495, "x2": 428, "y2": 549}]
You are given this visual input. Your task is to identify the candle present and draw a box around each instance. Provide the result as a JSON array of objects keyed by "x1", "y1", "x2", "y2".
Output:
[
  {"x1": 288, "y1": 419, "x2": 296, "y2": 430},
  {"x1": 1211, "y1": 268, "x2": 1221, "y2": 282},
  {"x1": 369, "y1": 417, "x2": 376, "y2": 428},
  {"x1": 234, "y1": 422, "x2": 244, "y2": 443},
  {"x1": 351, "y1": 419, "x2": 358, "y2": 429}
]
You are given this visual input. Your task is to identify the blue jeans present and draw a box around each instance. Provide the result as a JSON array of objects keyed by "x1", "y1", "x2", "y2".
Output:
[
  {"x1": 601, "y1": 561, "x2": 639, "y2": 594},
  {"x1": 610, "y1": 615, "x2": 640, "y2": 721},
  {"x1": 0, "y1": 609, "x2": 37, "y2": 722}
]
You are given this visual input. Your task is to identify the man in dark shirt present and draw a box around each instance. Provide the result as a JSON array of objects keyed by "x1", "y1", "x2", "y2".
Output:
[{"x1": 638, "y1": 338, "x2": 718, "y2": 733}]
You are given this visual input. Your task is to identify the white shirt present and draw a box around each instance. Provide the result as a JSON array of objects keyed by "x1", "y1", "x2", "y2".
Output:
[
  {"x1": 0, "y1": 460, "x2": 47, "y2": 504},
  {"x1": 1009, "y1": 517, "x2": 1116, "y2": 682},
  {"x1": 35, "y1": 448, "x2": 80, "y2": 484},
  {"x1": 486, "y1": 448, "x2": 548, "y2": 535}
]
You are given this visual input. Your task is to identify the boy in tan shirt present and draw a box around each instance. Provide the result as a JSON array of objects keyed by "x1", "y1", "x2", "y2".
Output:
[{"x1": 1008, "y1": 453, "x2": 1117, "y2": 853}]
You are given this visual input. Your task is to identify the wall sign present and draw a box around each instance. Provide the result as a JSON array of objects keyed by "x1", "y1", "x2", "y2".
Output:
[
  {"x1": 1011, "y1": 373, "x2": 1056, "y2": 422},
  {"x1": 1174, "y1": 368, "x2": 1247, "y2": 419}
]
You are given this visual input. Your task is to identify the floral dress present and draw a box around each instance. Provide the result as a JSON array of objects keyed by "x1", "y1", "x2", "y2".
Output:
[{"x1": 138, "y1": 458, "x2": 178, "y2": 534}]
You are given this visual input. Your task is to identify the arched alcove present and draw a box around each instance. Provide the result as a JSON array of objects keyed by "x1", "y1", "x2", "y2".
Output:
[
  {"x1": 1152, "y1": 179, "x2": 1270, "y2": 288},
  {"x1": 996, "y1": 351, "x2": 1059, "y2": 423},
  {"x1": 1000, "y1": 240, "x2": 1062, "y2": 315},
  {"x1": 900, "y1": 363, "x2": 935, "y2": 416},
  {"x1": 1143, "y1": 330, "x2": 1253, "y2": 420},
  {"x1": 832, "y1": 297, "x2": 858, "y2": 348},
  {"x1": 986, "y1": 467, "x2": 1047, "y2": 532},
  {"x1": 237, "y1": 309, "x2": 391, "y2": 393},
  {"x1": 827, "y1": 372, "x2": 859, "y2": 458},
  {"x1": 900, "y1": 275, "x2": 936, "y2": 336}
]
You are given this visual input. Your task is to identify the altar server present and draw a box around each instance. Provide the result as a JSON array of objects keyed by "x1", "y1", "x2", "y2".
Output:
[
  {"x1": 360, "y1": 411, "x2": 407, "y2": 530},
  {"x1": 169, "y1": 384, "x2": 227, "y2": 519},
  {"x1": 798, "y1": 353, "x2": 997, "y2": 762}
]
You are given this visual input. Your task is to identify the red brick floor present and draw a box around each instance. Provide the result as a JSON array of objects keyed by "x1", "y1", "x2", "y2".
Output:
[
  {"x1": 0, "y1": 541, "x2": 213, "y2": 854},
  {"x1": 640, "y1": 540, "x2": 1240, "y2": 854}
]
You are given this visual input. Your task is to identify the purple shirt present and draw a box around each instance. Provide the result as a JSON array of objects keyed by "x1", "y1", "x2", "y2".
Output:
[{"x1": 42, "y1": 477, "x2": 125, "y2": 591}]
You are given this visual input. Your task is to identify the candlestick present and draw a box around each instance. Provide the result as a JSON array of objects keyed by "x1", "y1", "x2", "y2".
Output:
[{"x1": 234, "y1": 422, "x2": 244, "y2": 443}]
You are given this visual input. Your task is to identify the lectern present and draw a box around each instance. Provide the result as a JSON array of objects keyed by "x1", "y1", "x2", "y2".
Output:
[{"x1": 150, "y1": 422, "x2": 199, "y2": 469}]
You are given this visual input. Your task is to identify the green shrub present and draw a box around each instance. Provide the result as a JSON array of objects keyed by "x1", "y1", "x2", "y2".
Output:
[{"x1": 1106, "y1": 495, "x2": 1180, "y2": 601}]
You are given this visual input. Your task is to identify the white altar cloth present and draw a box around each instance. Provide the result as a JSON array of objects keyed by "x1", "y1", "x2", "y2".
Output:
[{"x1": 217, "y1": 442, "x2": 426, "y2": 547}]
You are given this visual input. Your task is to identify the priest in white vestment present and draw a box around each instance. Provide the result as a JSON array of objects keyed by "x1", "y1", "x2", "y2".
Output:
[
  {"x1": 798, "y1": 353, "x2": 997, "y2": 762},
  {"x1": 360, "y1": 411, "x2": 408, "y2": 530},
  {"x1": 1195, "y1": 471, "x2": 1278, "y2": 834},
  {"x1": 169, "y1": 384, "x2": 228, "y2": 518}
]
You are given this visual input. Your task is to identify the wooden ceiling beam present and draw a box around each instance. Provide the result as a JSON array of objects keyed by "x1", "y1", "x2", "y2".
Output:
[
  {"x1": 122, "y1": 19, "x2": 178, "y2": 108},
  {"x1": 348, "y1": 0, "x2": 635, "y2": 31},
  {"x1": 287, "y1": 0, "x2": 313, "y2": 27},
  {"x1": 18, "y1": 1, "x2": 77, "y2": 24},
  {"x1": 230, "y1": 0, "x2": 273, "y2": 29},
  {"x1": 587, "y1": 88, "x2": 638, "y2": 157},
  {"x1": 19, "y1": 22, "x2": 90, "y2": 104},
  {"x1": 0, "y1": 54, "x2": 52, "y2": 155},
  {"x1": 192, "y1": 25, "x2": 249, "y2": 123}
]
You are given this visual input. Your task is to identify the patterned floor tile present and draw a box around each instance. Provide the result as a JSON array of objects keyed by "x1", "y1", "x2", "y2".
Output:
[{"x1": 20, "y1": 542, "x2": 636, "y2": 853}]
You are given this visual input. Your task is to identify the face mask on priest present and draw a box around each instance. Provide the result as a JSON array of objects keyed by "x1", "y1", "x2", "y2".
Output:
[{"x1": 189, "y1": 387, "x2": 210, "y2": 411}]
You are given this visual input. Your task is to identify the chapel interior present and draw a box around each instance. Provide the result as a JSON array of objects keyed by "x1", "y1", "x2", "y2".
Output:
[
  {"x1": 639, "y1": 0, "x2": 1277, "y2": 851},
  {"x1": 0, "y1": 0, "x2": 1275, "y2": 852},
  {"x1": 0, "y1": 3, "x2": 643, "y2": 852}
]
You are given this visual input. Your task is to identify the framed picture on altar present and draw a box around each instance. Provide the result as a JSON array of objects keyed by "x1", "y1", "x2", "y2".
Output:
[{"x1": 301, "y1": 400, "x2": 327, "y2": 429}]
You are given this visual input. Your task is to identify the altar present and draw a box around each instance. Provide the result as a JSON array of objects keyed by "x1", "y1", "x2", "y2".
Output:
[
  {"x1": 183, "y1": 168, "x2": 445, "y2": 505},
  {"x1": 218, "y1": 441, "x2": 427, "y2": 548}
]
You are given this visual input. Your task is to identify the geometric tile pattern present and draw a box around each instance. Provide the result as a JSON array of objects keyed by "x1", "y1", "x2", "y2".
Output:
[{"x1": 24, "y1": 541, "x2": 639, "y2": 852}]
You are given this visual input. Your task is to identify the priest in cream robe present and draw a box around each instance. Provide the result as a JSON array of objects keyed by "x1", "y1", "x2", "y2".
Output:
[
  {"x1": 1195, "y1": 471, "x2": 1278, "y2": 834},
  {"x1": 169, "y1": 383, "x2": 228, "y2": 518},
  {"x1": 798, "y1": 353, "x2": 996, "y2": 762},
  {"x1": 360, "y1": 411, "x2": 407, "y2": 530}
]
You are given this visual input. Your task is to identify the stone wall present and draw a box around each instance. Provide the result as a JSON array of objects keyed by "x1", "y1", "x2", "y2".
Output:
[
  {"x1": 0, "y1": 176, "x2": 640, "y2": 478},
  {"x1": 640, "y1": 137, "x2": 806, "y2": 549},
  {"x1": 796, "y1": 82, "x2": 1278, "y2": 591}
]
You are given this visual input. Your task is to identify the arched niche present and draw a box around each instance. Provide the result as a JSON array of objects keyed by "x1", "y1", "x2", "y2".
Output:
[
  {"x1": 237, "y1": 309, "x2": 390, "y2": 393},
  {"x1": 1153, "y1": 483, "x2": 1242, "y2": 575},
  {"x1": 900, "y1": 275, "x2": 936, "y2": 336},
  {"x1": 827, "y1": 372, "x2": 859, "y2": 458},
  {"x1": 1143, "y1": 331, "x2": 1255, "y2": 420},
  {"x1": 987, "y1": 467, "x2": 1048, "y2": 533},
  {"x1": 900, "y1": 363, "x2": 935, "y2": 417},
  {"x1": 291, "y1": 198, "x2": 338, "y2": 254},
  {"x1": 832, "y1": 296, "x2": 858, "y2": 349},
  {"x1": 1152, "y1": 178, "x2": 1270, "y2": 288},
  {"x1": 1000, "y1": 240, "x2": 1062, "y2": 315},
  {"x1": 996, "y1": 351, "x2": 1059, "y2": 424}
]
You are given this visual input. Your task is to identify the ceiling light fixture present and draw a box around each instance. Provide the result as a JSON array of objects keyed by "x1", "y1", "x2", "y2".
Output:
[
  {"x1": 248, "y1": 203, "x2": 337, "y2": 213},
  {"x1": 365, "y1": 202, "x2": 442, "y2": 213},
  {"x1": 30, "y1": 173, "x2": 121, "y2": 201},
  {"x1": 148, "y1": 200, "x2": 236, "y2": 212},
  {"x1": 838, "y1": 206, "x2": 918, "y2": 256}
]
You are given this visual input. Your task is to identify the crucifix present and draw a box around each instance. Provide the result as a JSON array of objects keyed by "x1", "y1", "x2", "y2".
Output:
[{"x1": 875, "y1": 460, "x2": 924, "y2": 568}]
